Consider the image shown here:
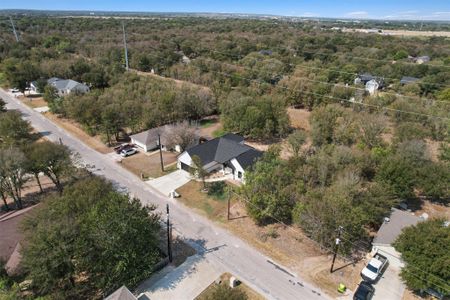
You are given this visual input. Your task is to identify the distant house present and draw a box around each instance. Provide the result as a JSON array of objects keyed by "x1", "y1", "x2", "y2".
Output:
[
  {"x1": 400, "y1": 76, "x2": 420, "y2": 85},
  {"x1": 104, "y1": 286, "x2": 137, "y2": 300},
  {"x1": 47, "y1": 77, "x2": 90, "y2": 96},
  {"x1": 372, "y1": 208, "x2": 421, "y2": 268},
  {"x1": 130, "y1": 125, "x2": 197, "y2": 153},
  {"x1": 259, "y1": 50, "x2": 273, "y2": 56},
  {"x1": 177, "y1": 133, "x2": 263, "y2": 182},
  {"x1": 409, "y1": 55, "x2": 430, "y2": 64},
  {"x1": 29, "y1": 81, "x2": 39, "y2": 93},
  {"x1": 354, "y1": 73, "x2": 375, "y2": 85},
  {"x1": 365, "y1": 79, "x2": 384, "y2": 95}
]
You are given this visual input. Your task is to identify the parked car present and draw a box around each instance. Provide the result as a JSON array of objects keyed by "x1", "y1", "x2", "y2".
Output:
[
  {"x1": 353, "y1": 281, "x2": 375, "y2": 300},
  {"x1": 114, "y1": 143, "x2": 133, "y2": 154},
  {"x1": 120, "y1": 148, "x2": 137, "y2": 157},
  {"x1": 361, "y1": 251, "x2": 388, "y2": 282},
  {"x1": 10, "y1": 88, "x2": 19, "y2": 93}
]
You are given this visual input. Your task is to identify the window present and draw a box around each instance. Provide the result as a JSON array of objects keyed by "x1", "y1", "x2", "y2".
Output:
[{"x1": 237, "y1": 171, "x2": 242, "y2": 179}]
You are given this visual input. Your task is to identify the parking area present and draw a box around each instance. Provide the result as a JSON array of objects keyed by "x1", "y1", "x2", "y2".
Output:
[
  {"x1": 147, "y1": 169, "x2": 191, "y2": 196},
  {"x1": 115, "y1": 150, "x2": 178, "y2": 179},
  {"x1": 372, "y1": 265, "x2": 405, "y2": 300}
]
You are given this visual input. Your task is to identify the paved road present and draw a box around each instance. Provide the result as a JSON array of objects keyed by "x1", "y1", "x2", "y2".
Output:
[{"x1": 1, "y1": 89, "x2": 332, "y2": 300}]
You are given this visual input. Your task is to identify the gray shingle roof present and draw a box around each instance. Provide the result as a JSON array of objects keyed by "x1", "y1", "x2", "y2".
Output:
[
  {"x1": 47, "y1": 77, "x2": 89, "y2": 93},
  {"x1": 373, "y1": 208, "x2": 420, "y2": 246},
  {"x1": 130, "y1": 126, "x2": 166, "y2": 147},
  {"x1": 235, "y1": 148, "x2": 263, "y2": 169},
  {"x1": 105, "y1": 286, "x2": 136, "y2": 300},
  {"x1": 186, "y1": 134, "x2": 257, "y2": 168},
  {"x1": 400, "y1": 76, "x2": 420, "y2": 85}
]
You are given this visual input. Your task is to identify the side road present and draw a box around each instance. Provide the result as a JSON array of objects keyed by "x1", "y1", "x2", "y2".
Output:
[{"x1": 1, "y1": 88, "x2": 331, "y2": 300}]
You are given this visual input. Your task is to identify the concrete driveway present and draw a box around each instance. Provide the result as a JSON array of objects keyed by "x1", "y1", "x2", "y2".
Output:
[
  {"x1": 372, "y1": 265, "x2": 405, "y2": 300},
  {"x1": 147, "y1": 170, "x2": 191, "y2": 196}
]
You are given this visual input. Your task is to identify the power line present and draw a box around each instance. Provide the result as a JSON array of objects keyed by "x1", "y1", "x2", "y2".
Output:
[
  {"x1": 197, "y1": 56, "x2": 450, "y2": 106},
  {"x1": 9, "y1": 16, "x2": 19, "y2": 42},
  {"x1": 201, "y1": 47, "x2": 450, "y2": 89}
]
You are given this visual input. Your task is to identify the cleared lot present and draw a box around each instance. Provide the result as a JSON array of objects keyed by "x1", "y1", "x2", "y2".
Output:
[{"x1": 120, "y1": 151, "x2": 178, "y2": 179}]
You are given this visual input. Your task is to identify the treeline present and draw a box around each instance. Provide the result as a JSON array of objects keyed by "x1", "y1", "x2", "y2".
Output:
[
  {"x1": 51, "y1": 73, "x2": 216, "y2": 143},
  {"x1": 241, "y1": 104, "x2": 449, "y2": 255}
]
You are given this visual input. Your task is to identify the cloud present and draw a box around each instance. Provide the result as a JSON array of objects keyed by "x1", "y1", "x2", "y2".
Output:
[
  {"x1": 432, "y1": 11, "x2": 450, "y2": 16},
  {"x1": 346, "y1": 11, "x2": 369, "y2": 18}
]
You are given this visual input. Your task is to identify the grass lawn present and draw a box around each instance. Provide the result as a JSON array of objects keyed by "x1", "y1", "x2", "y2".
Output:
[
  {"x1": 176, "y1": 181, "x2": 235, "y2": 221},
  {"x1": 212, "y1": 128, "x2": 228, "y2": 138},
  {"x1": 196, "y1": 273, "x2": 264, "y2": 300},
  {"x1": 19, "y1": 95, "x2": 48, "y2": 108},
  {"x1": 200, "y1": 119, "x2": 215, "y2": 128},
  {"x1": 120, "y1": 151, "x2": 178, "y2": 179}
]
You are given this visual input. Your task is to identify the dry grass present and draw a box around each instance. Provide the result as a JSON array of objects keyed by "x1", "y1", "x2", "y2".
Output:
[
  {"x1": 288, "y1": 107, "x2": 311, "y2": 131},
  {"x1": 174, "y1": 185, "x2": 365, "y2": 297},
  {"x1": 119, "y1": 151, "x2": 178, "y2": 179},
  {"x1": 18, "y1": 95, "x2": 48, "y2": 108},
  {"x1": 198, "y1": 117, "x2": 223, "y2": 139},
  {"x1": 43, "y1": 112, "x2": 112, "y2": 154},
  {"x1": 196, "y1": 273, "x2": 265, "y2": 300}
]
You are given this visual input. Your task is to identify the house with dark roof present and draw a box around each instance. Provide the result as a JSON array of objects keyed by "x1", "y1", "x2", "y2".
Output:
[
  {"x1": 47, "y1": 77, "x2": 90, "y2": 96},
  {"x1": 372, "y1": 208, "x2": 421, "y2": 268},
  {"x1": 104, "y1": 286, "x2": 137, "y2": 300},
  {"x1": 177, "y1": 133, "x2": 263, "y2": 182},
  {"x1": 400, "y1": 76, "x2": 420, "y2": 85}
]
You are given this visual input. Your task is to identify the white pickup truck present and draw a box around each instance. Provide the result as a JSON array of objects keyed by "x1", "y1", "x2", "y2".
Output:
[{"x1": 361, "y1": 252, "x2": 388, "y2": 282}]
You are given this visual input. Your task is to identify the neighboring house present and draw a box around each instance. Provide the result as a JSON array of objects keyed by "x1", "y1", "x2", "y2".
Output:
[
  {"x1": 130, "y1": 125, "x2": 197, "y2": 153},
  {"x1": 409, "y1": 55, "x2": 430, "y2": 64},
  {"x1": 47, "y1": 77, "x2": 90, "y2": 96},
  {"x1": 0, "y1": 205, "x2": 38, "y2": 276},
  {"x1": 29, "y1": 81, "x2": 39, "y2": 93},
  {"x1": 400, "y1": 76, "x2": 420, "y2": 85},
  {"x1": 372, "y1": 208, "x2": 421, "y2": 268},
  {"x1": 177, "y1": 133, "x2": 263, "y2": 182},
  {"x1": 365, "y1": 79, "x2": 384, "y2": 95},
  {"x1": 105, "y1": 286, "x2": 137, "y2": 300},
  {"x1": 354, "y1": 73, "x2": 375, "y2": 85},
  {"x1": 259, "y1": 49, "x2": 273, "y2": 55}
]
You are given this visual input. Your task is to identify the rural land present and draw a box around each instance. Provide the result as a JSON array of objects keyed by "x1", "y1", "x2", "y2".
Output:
[{"x1": 0, "y1": 4, "x2": 449, "y2": 300}]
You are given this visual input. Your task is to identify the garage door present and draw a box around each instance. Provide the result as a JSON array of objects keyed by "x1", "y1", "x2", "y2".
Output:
[{"x1": 180, "y1": 162, "x2": 191, "y2": 172}]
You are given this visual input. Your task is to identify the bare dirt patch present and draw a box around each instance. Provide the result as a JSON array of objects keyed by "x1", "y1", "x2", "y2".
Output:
[
  {"x1": 18, "y1": 95, "x2": 48, "y2": 108},
  {"x1": 43, "y1": 112, "x2": 112, "y2": 154},
  {"x1": 198, "y1": 117, "x2": 223, "y2": 139},
  {"x1": 174, "y1": 185, "x2": 365, "y2": 297},
  {"x1": 288, "y1": 107, "x2": 311, "y2": 131},
  {"x1": 414, "y1": 200, "x2": 450, "y2": 220},
  {"x1": 120, "y1": 151, "x2": 178, "y2": 179}
]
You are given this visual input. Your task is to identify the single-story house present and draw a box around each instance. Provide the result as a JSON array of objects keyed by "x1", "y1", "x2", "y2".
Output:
[
  {"x1": 105, "y1": 286, "x2": 137, "y2": 300},
  {"x1": 130, "y1": 126, "x2": 168, "y2": 152},
  {"x1": 177, "y1": 133, "x2": 263, "y2": 182},
  {"x1": 354, "y1": 73, "x2": 376, "y2": 85},
  {"x1": 409, "y1": 55, "x2": 430, "y2": 64},
  {"x1": 30, "y1": 81, "x2": 40, "y2": 93},
  {"x1": 400, "y1": 76, "x2": 420, "y2": 85},
  {"x1": 47, "y1": 77, "x2": 90, "y2": 96},
  {"x1": 365, "y1": 78, "x2": 384, "y2": 95},
  {"x1": 372, "y1": 208, "x2": 421, "y2": 268}
]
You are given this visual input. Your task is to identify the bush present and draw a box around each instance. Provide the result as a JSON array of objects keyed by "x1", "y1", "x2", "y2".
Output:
[{"x1": 208, "y1": 181, "x2": 226, "y2": 199}]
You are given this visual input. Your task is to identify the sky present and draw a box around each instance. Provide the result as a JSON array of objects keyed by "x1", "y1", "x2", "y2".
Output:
[{"x1": 1, "y1": 0, "x2": 450, "y2": 21}]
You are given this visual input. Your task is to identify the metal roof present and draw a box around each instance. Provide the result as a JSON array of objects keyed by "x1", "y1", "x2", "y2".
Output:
[{"x1": 373, "y1": 208, "x2": 420, "y2": 246}]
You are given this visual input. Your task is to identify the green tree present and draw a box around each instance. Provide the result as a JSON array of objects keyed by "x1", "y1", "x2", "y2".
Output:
[
  {"x1": 0, "y1": 147, "x2": 28, "y2": 209},
  {"x1": 287, "y1": 130, "x2": 307, "y2": 157},
  {"x1": 26, "y1": 141, "x2": 73, "y2": 194},
  {"x1": 241, "y1": 147, "x2": 296, "y2": 224},
  {"x1": 190, "y1": 155, "x2": 208, "y2": 189},
  {"x1": 0, "y1": 98, "x2": 6, "y2": 112},
  {"x1": 394, "y1": 50, "x2": 408, "y2": 60},
  {"x1": 0, "y1": 111, "x2": 33, "y2": 146},
  {"x1": 21, "y1": 177, "x2": 161, "y2": 299},
  {"x1": 394, "y1": 219, "x2": 450, "y2": 296}
]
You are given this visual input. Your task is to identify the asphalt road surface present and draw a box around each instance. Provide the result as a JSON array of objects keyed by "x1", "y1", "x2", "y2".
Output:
[{"x1": 1, "y1": 88, "x2": 332, "y2": 300}]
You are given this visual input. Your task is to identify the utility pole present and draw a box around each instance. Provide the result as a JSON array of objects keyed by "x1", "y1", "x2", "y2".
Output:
[
  {"x1": 166, "y1": 204, "x2": 173, "y2": 263},
  {"x1": 330, "y1": 226, "x2": 343, "y2": 273},
  {"x1": 158, "y1": 133, "x2": 164, "y2": 172},
  {"x1": 122, "y1": 22, "x2": 129, "y2": 71},
  {"x1": 10, "y1": 17, "x2": 19, "y2": 42},
  {"x1": 227, "y1": 188, "x2": 231, "y2": 220}
]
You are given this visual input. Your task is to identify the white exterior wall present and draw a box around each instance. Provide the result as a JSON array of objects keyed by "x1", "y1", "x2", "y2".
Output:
[
  {"x1": 372, "y1": 245, "x2": 404, "y2": 269},
  {"x1": 230, "y1": 158, "x2": 245, "y2": 182},
  {"x1": 131, "y1": 139, "x2": 148, "y2": 152},
  {"x1": 177, "y1": 152, "x2": 192, "y2": 169}
]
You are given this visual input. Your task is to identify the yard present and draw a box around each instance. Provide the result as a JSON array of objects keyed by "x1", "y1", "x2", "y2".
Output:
[
  {"x1": 196, "y1": 273, "x2": 265, "y2": 300},
  {"x1": 175, "y1": 181, "x2": 366, "y2": 298},
  {"x1": 18, "y1": 95, "x2": 48, "y2": 109},
  {"x1": 120, "y1": 151, "x2": 178, "y2": 179}
]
